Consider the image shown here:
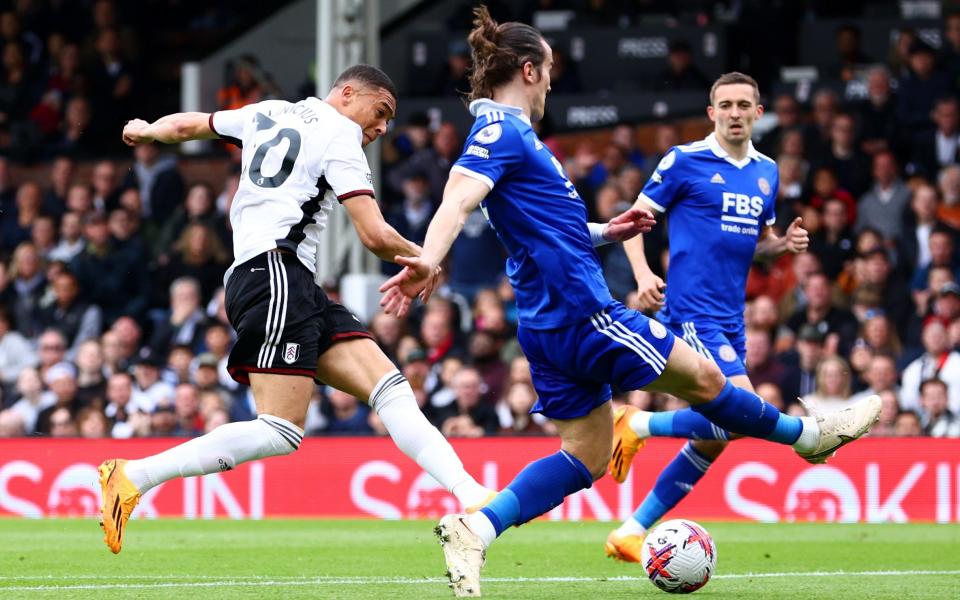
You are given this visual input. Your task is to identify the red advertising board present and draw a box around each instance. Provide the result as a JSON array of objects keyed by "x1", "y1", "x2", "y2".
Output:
[{"x1": 1, "y1": 437, "x2": 957, "y2": 523}]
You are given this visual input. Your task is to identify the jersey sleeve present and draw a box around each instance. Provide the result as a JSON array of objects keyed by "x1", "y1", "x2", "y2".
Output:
[
  {"x1": 637, "y1": 149, "x2": 686, "y2": 213},
  {"x1": 209, "y1": 103, "x2": 258, "y2": 146},
  {"x1": 319, "y1": 125, "x2": 374, "y2": 202},
  {"x1": 451, "y1": 120, "x2": 524, "y2": 190}
]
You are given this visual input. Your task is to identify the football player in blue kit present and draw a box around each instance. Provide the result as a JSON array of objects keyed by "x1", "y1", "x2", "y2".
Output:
[
  {"x1": 379, "y1": 9, "x2": 880, "y2": 597},
  {"x1": 602, "y1": 73, "x2": 859, "y2": 562}
]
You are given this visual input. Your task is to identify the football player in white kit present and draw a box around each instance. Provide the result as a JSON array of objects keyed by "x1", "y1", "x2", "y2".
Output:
[{"x1": 98, "y1": 65, "x2": 492, "y2": 553}]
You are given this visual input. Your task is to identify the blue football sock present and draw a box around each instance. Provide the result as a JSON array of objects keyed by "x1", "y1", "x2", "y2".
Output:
[
  {"x1": 479, "y1": 450, "x2": 593, "y2": 536},
  {"x1": 691, "y1": 380, "x2": 802, "y2": 444},
  {"x1": 648, "y1": 409, "x2": 729, "y2": 440},
  {"x1": 633, "y1": 441, "x2": 714, "y2": 529}
]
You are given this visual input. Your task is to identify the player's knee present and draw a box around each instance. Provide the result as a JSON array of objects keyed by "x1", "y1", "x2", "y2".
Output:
[
  {"x1": 257, "y1": 415, "x2": 304, "y2": 456},
  {"x1": 691, "y1": 438, "x2": 728, "y2": 459},
  {"x1": 588, "y1": 448, "x2": 611, "y2": 481},
  {"x1": 695, "y1": 359, "x2": 726, "y2": 402}
]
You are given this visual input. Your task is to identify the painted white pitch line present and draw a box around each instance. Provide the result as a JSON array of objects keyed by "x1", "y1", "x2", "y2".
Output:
[{"x1": 2, "y1": 570, "x2": 959, "y2": 592}]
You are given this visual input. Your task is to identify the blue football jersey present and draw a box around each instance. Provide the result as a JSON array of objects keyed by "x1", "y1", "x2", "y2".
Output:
[
  {"x1": 452, "y1": 99, "x2": 612, "y2": 329},
  {"x1": 639, "y1": 133, "x2": 779, "y2": 324}
]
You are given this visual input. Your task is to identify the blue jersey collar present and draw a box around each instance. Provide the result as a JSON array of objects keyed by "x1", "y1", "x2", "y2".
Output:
[
  {"x1": 469, "y1": 98, "x2": 532, "y2": 125},
  {"x1": 706, "y1": 133, "x2": 759, "y2": 169}
]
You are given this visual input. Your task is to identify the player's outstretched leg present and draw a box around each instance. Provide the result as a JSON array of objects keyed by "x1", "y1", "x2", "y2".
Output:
[
  {"x1": 437, "y1": 402, "x2": 611, "y2": 597},
  {"x1": 606, "y1": 439, "x2": 725, "y2": 562},
  {"x1": 101, "y1": 373, "x2": 310, "y2": 554},
  {"x1": 316, "y1": 338, "x2": 493, "y2": 510}
]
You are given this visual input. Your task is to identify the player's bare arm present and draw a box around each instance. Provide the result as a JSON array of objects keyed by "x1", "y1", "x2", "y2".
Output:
[
  {"x1": 621, "y1": 198, "x2": 666, "y2": 312},
  {"x1": 753, "y1": 217, "x2": 809, "y2": 262},
  {"x1": 598, "y1": 206, "x2": 656, "y2": 243},
  {"x1": 341, "y1": 194, "x2": 421, "y2": 262},
  {"x1": 379, "y1": 172, "x2": 490, "y2": 316},
  {"x1": 122, "y1": 112, "x2": 218, "y2": 146}
]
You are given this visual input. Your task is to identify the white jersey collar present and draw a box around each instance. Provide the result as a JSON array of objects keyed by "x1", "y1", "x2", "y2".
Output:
[
  {"x1": 706, "y1": 132, "x2": 759, "y2": 169},
  {"x1": 469, "y1": 98, "x2": 531, "y2": 125}
]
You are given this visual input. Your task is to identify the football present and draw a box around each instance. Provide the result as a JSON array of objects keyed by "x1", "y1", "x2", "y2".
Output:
[{"x1": 640, "y1": 519, "x2": 717, "y2": 593}]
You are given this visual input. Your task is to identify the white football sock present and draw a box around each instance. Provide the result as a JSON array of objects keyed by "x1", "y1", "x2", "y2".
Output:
[
  {"x1": 629, "y1": 409, "x2": 653, "y2": 439},
  {"x1": 615, "y1": 516, "x2": 647, "y2": 538},
  {"x1": 792, "y1": 416, "x2": 820, "y2": 453},
  {"x1": 124, "y1": 414, "x2": 303, "y2": 494},
  {"x1": 465, "y1": 510, "x2": 497, "y2": 548},
  {"x1": 370, "y1": 370, "x2": 489, "y2": 508}
]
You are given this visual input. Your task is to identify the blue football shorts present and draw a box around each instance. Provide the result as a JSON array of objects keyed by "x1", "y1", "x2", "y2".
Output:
[{"x1": 663, "y1": 319, "x2": 747, "y2": 378}]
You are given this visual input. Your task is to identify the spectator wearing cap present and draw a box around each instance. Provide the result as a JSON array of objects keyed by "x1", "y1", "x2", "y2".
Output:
[
  {"x1": 897, "y1": 39, "x2": 952, "y2": 130},
  {"x1": 150, "y1": 401, "x2": 177, "y2": 436},
  {"x1": 33, "y1": 361, "x2": 78, "y2": 434},
  {"x1": 656, "y1": 39, "x2": 709, "y2": 91},
  {"x1": 901, "y1": 319, "x2": 960, "y2": 416},
  {"x1": 435, "y1": 366, "x2": 499, "y2": 437},
  {"x1": 919, "y1": 378, "x2": 960, "y2": 437},
  {"x1": 785, "y1": 272, "x2": 858, "y2": 356},
  {"x1": 8, "y1": 367, "x2": 55, "y2": 434},
  {"x1": 148, "y1": 277, "x2": 208, "y2": 357},
  {"x1": 0, "y1": 306, "x2": 37, "y2": 386},
  {"x1": 780, "y1": 323, "x2": 826, "y2": 402},
  {"x1": 382, "y1": 168, "x2": 435, "y2": 276},
  {"x1": 131, "y1": 347, "x2": 174, "y2": 413},
  {"x1": 850, "y1": 353, "x2": 900, "y2": 403},
  {"x1": 38, "y1": 270, "x2": 102, "y2": 358},
  {"x1": 856, "y1": 152, "x2": 911, "y2": 243},
  {"x1": 931, "y1": 280, "x2": 960, "y2": 324},
  {"x1": 71, "y1": 211, "x2": 149, "y2": 322},
  {"x1": 192, "y1": 353, "x2": 224, "y2": 393}
]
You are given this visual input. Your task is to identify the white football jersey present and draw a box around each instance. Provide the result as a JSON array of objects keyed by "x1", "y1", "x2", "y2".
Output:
[{"x1": 210, "y1": 97, "x2": 374, "y2": 285}]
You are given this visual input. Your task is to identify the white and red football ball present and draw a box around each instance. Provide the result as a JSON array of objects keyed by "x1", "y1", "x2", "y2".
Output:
[{"x1": 640, "y1": 519, "x2": 717, "y2": 593}]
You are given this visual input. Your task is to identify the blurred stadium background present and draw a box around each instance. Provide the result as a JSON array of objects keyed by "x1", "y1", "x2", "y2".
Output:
[{"x1": 0, "y1": 0, "x2": 959, "y2": 532}]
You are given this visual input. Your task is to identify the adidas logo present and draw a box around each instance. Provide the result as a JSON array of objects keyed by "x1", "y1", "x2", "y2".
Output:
[{"x1": 710, "y1": 173, "x2": 725, "y2": 184}]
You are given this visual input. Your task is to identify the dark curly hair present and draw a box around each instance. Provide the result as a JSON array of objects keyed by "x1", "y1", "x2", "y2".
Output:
[{"x1": 467, "y1": 5, "x2": 547, "y2": 101}]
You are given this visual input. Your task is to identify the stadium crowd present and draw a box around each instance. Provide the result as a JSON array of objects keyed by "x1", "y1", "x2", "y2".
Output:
[{"x1": 1, "y1": 2, "x2": 960, "y2": 440}]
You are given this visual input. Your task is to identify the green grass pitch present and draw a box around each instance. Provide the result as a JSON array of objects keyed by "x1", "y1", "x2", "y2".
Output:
[{"x1": 0, "y1": 519, "x2": 957, "y2": 599}]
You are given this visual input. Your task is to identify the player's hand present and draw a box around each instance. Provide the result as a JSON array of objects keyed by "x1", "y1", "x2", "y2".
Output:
[
  {"x1": 635, "y1": 272, "x2": 666, "y2": 313},
  {"x1": 785, "y1": 217, "x2": 809, "y2": 254},
  {"x1": 378, "y1": 256, "x2": 441, "y2": 317},
  {"x1": 603, "y1": 207, "x2": 656, "y2": 243},
  {"x1": 122, "y1": 119, "x2": 154, "y2": 146}
]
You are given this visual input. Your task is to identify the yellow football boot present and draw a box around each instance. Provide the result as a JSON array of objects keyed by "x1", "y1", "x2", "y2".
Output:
[{"x1": 98, "y1": 459, "x2": 141, "y2": 554}]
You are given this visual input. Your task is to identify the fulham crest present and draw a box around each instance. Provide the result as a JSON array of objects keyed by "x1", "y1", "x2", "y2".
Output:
[{"x1": 283, "y1": 343, "x2": 301, "y2": 364}]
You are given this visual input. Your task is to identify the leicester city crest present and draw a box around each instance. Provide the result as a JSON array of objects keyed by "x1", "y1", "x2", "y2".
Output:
[{"x1": 757, "y1": 177, "x2": 771, "y2": 196}]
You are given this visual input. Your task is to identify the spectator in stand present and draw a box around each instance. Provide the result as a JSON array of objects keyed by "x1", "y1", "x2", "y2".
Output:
[
  {"x1": 809, "y1": 197, "x2": 855, "y2": 279},
  {"x1": 4, "y1": 242, "x2": 46, "y2": 338},
  {"x1": 758, "y1": 94, "x2": 802, "y2": 158},
  {"x1": 817, "y1": 112, "x2": 870, "y2": 198},
  {"x1": 854, "y1": 66, "x2": 899, "y2": 157},
  {"x1": 919, "y1": 378, "x2": 960, "y2": 437},
  {"x1": 938, "y1": 165, "x2": 960, "y2": 229},
  {"x1": 856, "y1": 151, "x2": 911, "y2": 242},
  {"x1": 154, "y1": 223, "x2": 229, "y2": 306},
  {"x1": 31, "y1": 215, "x2": 57, "y2": 259},
  {"x1": 436, "y1": 366, "x2": 499, "y2": 437},
  {"x1": 77, "y1": 406, "x2": 109, "y2": 438},
  {"x1": 901, "y1": 319, "x2": 960, "y2": 416},
  {"x1": 432, "y1": 39, "x2": 472, "y2": 97},
  {"x1": 942, "y1": 13, "x2": 960, "y2": 88},
  {"x1": 217, "y1": 55, "x2": 275, "y2": 112},
  {"x1": 131, "y1": 347, "x2": 174, "y2": 413},
  {"x1": 56, "y1": 96, "x2": 97, "y2": 156},
  {"x1": 776, "y1": 155, "x2": 806, "y2": 208},
  {"x1": 809, "y1": 166, "x2": 856, "y2": 228},
  {"x1": 2, "y1": 182, "x2": 43, "y2": 253},
  {"x1": 104, "y1": 371, "x2": 139, "y2": 438},
  {"x1": 898, "y1": 39, "x2": 951, "y2": 131},
  {"x1": 148, "y1": 277, "x2": 208, "y2": 356},
  {"x1": 150, "y1": 401, "x2": 177, "y2": 436},
  {"x1": 857, "y1": 247, "x2": 913, "y2": 338},
  {"x1": 468, "y1": 329, "x2": 507, "y2": 405},
  {"x1": 164, "y1": 344, "x2": 193, "y2": 386},
  {"x1": 786, "y1": 272, "x2": 858, "y2": 355},
  {"x1": 804, "y1": 89, "x2": 840, "y2": 159},
  {"x1": 370, "y1": 311, "x2": 404, "y2": 366},
  {"x1": 870, "y1": 389, "x2": 900, "y2": 437},
  {"x1": 71, "y1": 212, "x2": 149, "y2": 322},
  {"x1": 582, "y1": 143, "x2": 628, "y2": 193},
  {"x1": 8, "y1": 367, "x2": 55, "y2": 434},
  {"x1": 0, "y1": 409, "x2": 25, "y2": 436},
  {"x1": 930, "y1": 280, "x2": 960, "y2": 326},
  {"x1": 656, "y1": 39, "x2": 709, "y2": 91},
  {"x1": 0, "y1": 306, "x2": 36, "y2": 387},
  {"x1": 201, "y1": 323, "x2": 235, "y2": 391},
  {"x1": 34, "y1": 328, "x2": 67, "y2": 381},
  {"x1": 38, "y1": 270, "x2": 102, "y2": 357},
  {"x1": 74, "y1": 339, "x2": 106, "y2": 409},
  {"x1": 155, "y1": 183, "x2": 225, "y2": 258},
  {"x1": 910, "y1": 95, "x2": 960, "y2": 179},
  {"x1": 41, "y1": 156, "x2": 73, "y2": 219},
  {"x1": 903, "y1": 185, "x2": 958, "y2": 282},
  {"x1": 122, "y1": 143, "x2": 184, "y2": 223},
  {"x1": 382, "y1": 169, "x2": 434, "y2": 275},
  {"x1": 858, "y1": 310, "x2": 901, "y2": 358},
  {"x1": 497, "y1": 381, "x2": 545, "y2": 434},
  {"x1": 65, "y1": 182, "x2": 93, "y2": 215},
  {"x1": 0, "y1": 41, "x2": 35, "y2": 150},
  {"x1": 47, "y1": 406, "x2": 77, "y2": 437},
  {"x1": 547, "y1": 47, "x2": 583, "y2": 94},
  {"x1": 850, "y1": 353, "x2": 900, "y2": 402},
  {"x1": 420, "y1": 304, "x2": 464, "y2": 367},
  {"x1": 829, "y1": 23, "x2": 873, "y2": 81},
  {"x1": 172, "y1": 383, "x2": 203, "y2": 436},
  {"x1": 321, "y1": 388, "x2": 373, "y2": 435},
  {"x1": 88, "y1": 27, "x2": 136, "y2": 143},
  {"x1": 34, "y1": 361, "x2": 78, "y2": 434},
  {"x1": 91, "y1": 160, "x2": 121, "y2": 213},
  {"x1": 448, "y1": 205, "x2": 506, "y2": 302},
  {"x1": 780, "y1": 323, "x2": 826, "y2": 403},
  {"x1": 392, "y1": 121, "x2": 460, "y2": 204},
  {"x1": 801, "y1": 356, "x2": 853, "y2": 413},
  {"x1": 744, "y1": 326, "x2": 786, "y2": 391}
]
